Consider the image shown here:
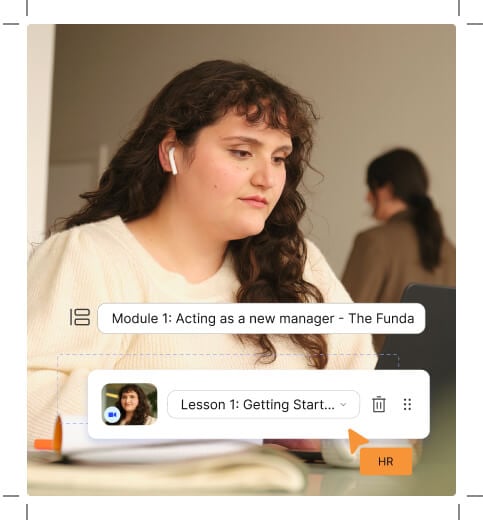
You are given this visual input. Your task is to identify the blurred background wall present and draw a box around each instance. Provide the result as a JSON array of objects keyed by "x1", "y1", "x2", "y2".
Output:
[
  {"x1": 31, "y1": 24, "x2": 455, "y2": 275},
  {"x1": 27, "y1": 24, "x2": 56, "y2": 248}
]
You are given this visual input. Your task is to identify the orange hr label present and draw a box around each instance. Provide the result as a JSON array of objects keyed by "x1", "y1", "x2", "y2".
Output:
[{"x1": 360, "y1": 447, "x2": 413, "y2": 475}]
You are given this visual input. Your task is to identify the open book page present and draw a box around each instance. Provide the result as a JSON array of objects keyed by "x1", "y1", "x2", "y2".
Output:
[
  {"x1": 30, "y1": 416, "x2": 307, "y2": 494},
  {"x1": 28, "y1": 446, "x2": 308, "y2": 495},
  {"x1": 34, "y1": 416, "x2": 263, "y2": 463}
]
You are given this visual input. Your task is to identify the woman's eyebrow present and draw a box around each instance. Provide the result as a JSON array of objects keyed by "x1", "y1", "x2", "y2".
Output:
[{"x1": 221, "y1": 135, "x2": 292, "y2": 153}]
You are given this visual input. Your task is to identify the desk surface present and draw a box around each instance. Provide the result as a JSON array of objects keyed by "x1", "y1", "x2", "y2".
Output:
[
  {"x1": 304, "y1": 460, "x2": 454, "y2": 496},
  {"x1": 28, "y1": 456, "x2": 454, "y2": 496}
]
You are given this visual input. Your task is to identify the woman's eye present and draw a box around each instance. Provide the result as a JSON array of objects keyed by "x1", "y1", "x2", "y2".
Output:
[
  {"x1": 229, "y1": 149, "x2": 251, "y2": 158},
  {"x1": 273, "y1": 156, "x2": 287, "y2": 165}
]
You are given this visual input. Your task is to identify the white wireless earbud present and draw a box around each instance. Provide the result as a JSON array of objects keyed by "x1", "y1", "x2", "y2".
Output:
[{"x1": 168, "y1": 147, "x2": 178, "y2": 175}]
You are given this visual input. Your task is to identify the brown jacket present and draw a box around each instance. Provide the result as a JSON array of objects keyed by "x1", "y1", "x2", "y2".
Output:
[{"x1": 342, "y1": 211, "x2": 456, "y2": 352}]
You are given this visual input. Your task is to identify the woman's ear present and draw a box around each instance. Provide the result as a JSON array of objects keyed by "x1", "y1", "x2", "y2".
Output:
[
  {"x1": 375, "y1": 183, "x2": 396, "y2": 203},
  {"x1": 158, "y1": 129, "x2": 177, "y2": 172}
]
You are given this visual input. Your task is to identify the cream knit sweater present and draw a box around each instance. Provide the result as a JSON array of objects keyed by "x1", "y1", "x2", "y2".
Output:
[{"x1": 28, "y1": 217, "x2": 376, "y2": 444}]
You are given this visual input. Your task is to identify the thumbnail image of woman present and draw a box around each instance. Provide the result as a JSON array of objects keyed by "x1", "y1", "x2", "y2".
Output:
[
  {"x1": 113, "y1": 384, "x2": 156, "y2": 425},
  {"x1": 28, "y1": 59, "x2": 376, "y2": 446},
  {"x1": 342, "y1": 148, "x2": 456, "y2": 352}
]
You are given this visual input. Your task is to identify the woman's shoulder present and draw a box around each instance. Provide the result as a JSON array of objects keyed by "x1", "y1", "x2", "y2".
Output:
[
  {"x1": 304, "y1": 238, "x2": 329, "y2": 269},
  {"x1": 29, "y1": 216, "x2": 126, "y2": 261},
  {"x1": 303, "y1": 238, "x2": 352, "y2": 303},
  {"x1": 27, "y1": 217, "x2": 130, "y2": 304},
  {"x1": 304, "y1": 238, "x2": 339, "y2": 280},
  {"x1": 350, "y1": 218, "x2": 413, "y2": 254},
  {"x1": 354, "y1": 222, "x2": 394, "y2": 243},
  {"x1": 442, "y1": 236, "x2": 456, "y2": 254}
]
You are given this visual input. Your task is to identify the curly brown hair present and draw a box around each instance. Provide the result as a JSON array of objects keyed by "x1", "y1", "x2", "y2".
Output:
[{"x1": 60, "y1": 60, "x2": 328, "y2": 368}]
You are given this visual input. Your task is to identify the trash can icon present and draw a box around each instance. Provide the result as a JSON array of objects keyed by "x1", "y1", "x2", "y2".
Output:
[{"x1": 372, "y1": 396, "x2": 386, "y2": 413}]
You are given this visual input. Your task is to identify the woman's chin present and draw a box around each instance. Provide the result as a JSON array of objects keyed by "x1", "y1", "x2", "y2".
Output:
[{"x1": 229, "y1": 222, "x2": 266, "y2": 240}]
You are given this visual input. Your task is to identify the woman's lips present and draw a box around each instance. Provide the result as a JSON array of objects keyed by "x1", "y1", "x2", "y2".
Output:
[{"x1": 240, "y1": 196, "x2": 268, "y2": 208}]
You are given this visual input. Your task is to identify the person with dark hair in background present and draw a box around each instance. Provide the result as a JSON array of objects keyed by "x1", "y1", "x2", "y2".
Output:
[
  {"x1": 28, "y1": 59, "x2": 375, "y2": 447},
  {"x1": 342, "y1": 148, "x2": 456, "y2": 353},
  {"x1": 113, "y1": 384, "x2": 155, "y2": 425}
]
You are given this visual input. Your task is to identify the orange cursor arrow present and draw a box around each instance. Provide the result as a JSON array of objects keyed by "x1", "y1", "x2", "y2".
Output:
[{"x1": 348, "y1": 428, "x2": 369, "y2": 454}]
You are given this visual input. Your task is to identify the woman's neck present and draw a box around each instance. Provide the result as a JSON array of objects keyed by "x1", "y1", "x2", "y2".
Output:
[
  {"x1": 127, "y1": 202, "x2": 228, "y2": 284},
  {"x1": 377, "y1": 199, "x2": 408, "y2": 222}
]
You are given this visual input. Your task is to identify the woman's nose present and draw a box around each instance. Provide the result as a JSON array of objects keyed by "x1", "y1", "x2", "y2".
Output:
[{"x1": 251, "y1": 158, "x2": 275, "y2": 188}]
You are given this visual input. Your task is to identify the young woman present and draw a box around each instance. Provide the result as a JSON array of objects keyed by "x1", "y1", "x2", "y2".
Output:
[
  {"x1": 28, "y1": 60, "x2": 375, "y2": 446},
  {"x1": 114, "y1": 384, "x2": 155, "y2": 426},
  {"x1": 342, "y1": 148, "x2": 456, "y2": 352}
]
